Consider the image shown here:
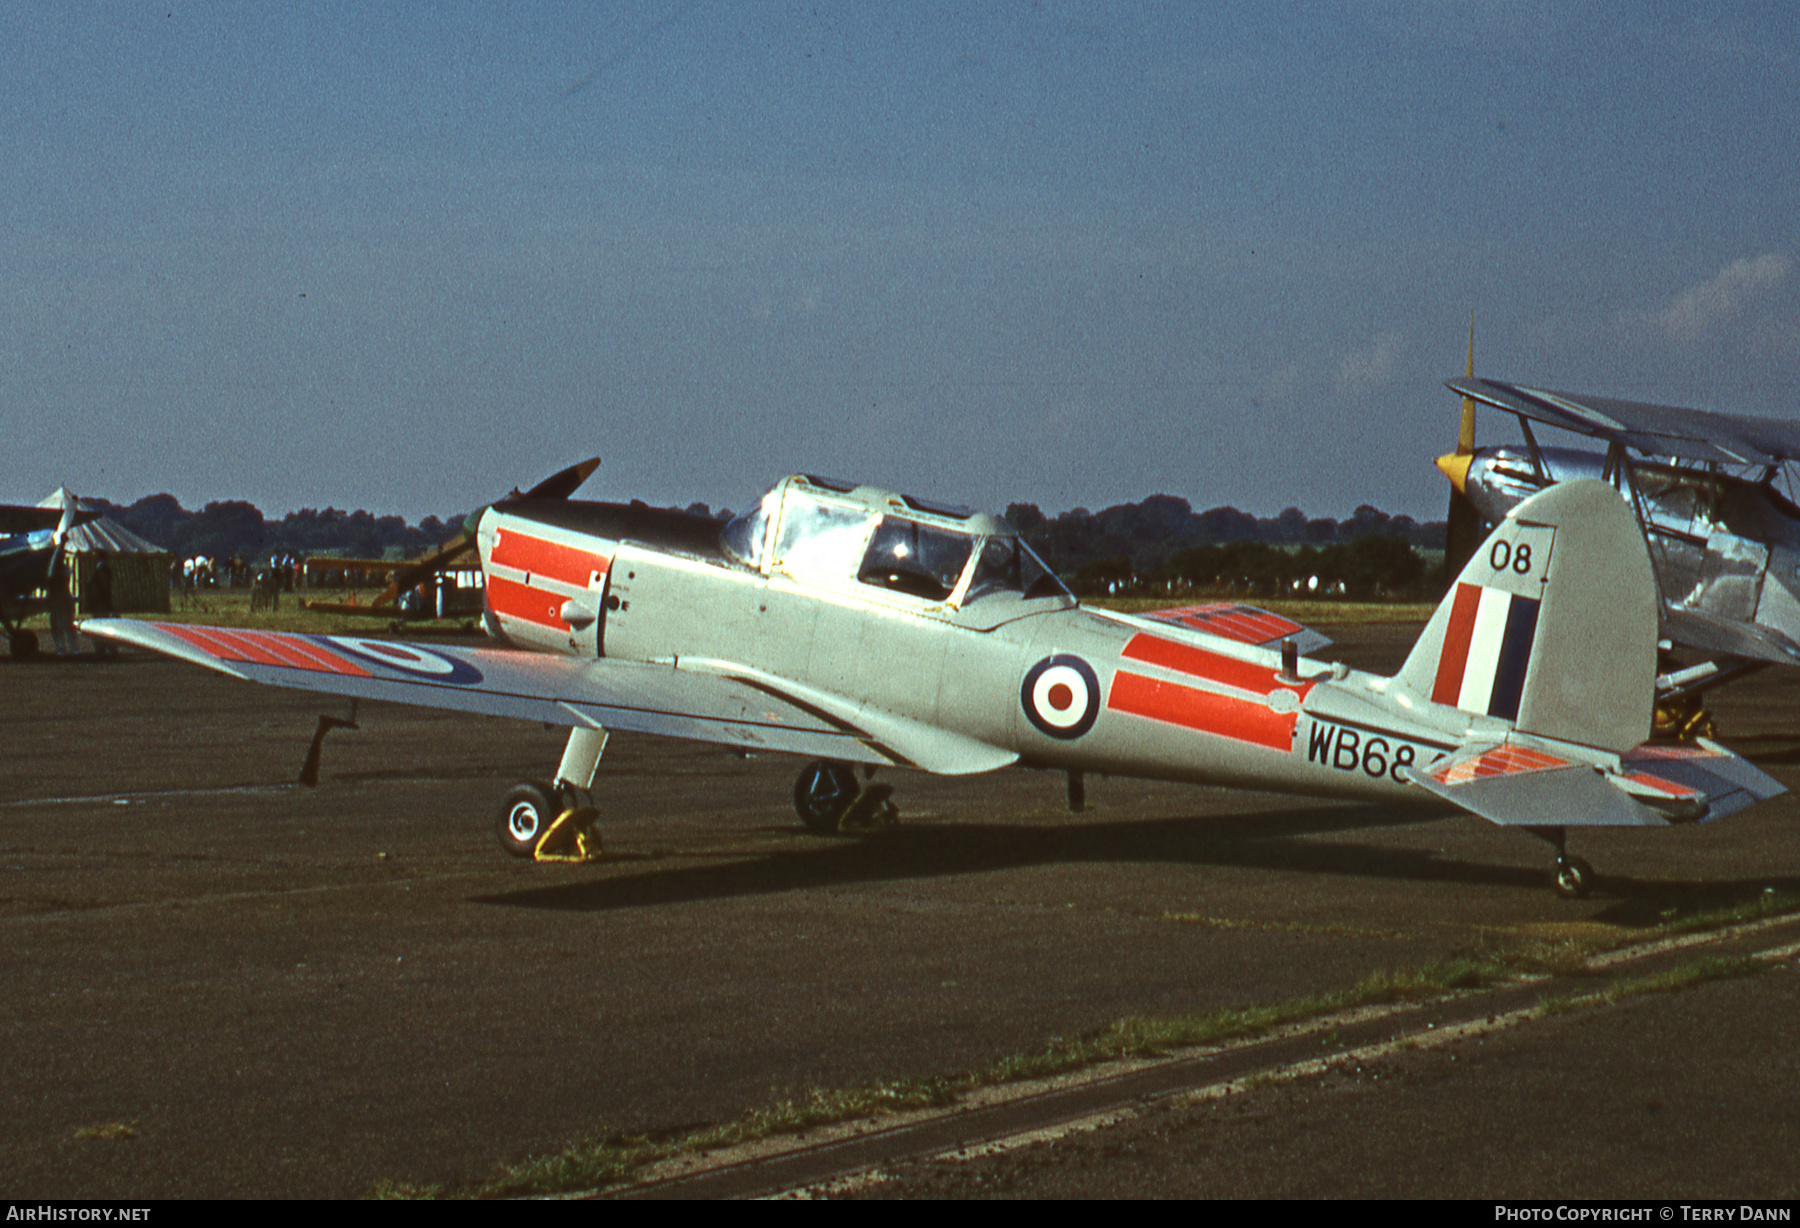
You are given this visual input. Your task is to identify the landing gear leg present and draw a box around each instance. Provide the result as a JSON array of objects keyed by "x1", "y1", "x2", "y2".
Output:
[
  {"x1": 496, "y1": 724, "x2": 608, "y2": 860},
  {"x1": 1527, "y1": 825, "x2": 1595, "y2": 899},
  {"x1": 794, "y1": 759, "x2": 897, "y2": 835}
]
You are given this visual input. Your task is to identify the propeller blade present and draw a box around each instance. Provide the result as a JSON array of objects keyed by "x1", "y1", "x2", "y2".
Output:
[
  {"x1": 1443, "y1": 488, "x2": 1486, "y2": 580},
  {"x1": 1455, "y1": 312, "x2": 1476, "y2": 456},
  {"x1": 1440, "y1": 314, "x2": 1489, "y2": 581},
  {"x1": 520, "y1": 457, "x2": 601, "y2": 502}
]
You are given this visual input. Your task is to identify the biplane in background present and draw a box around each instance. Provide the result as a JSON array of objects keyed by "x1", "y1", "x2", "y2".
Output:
[
  {"x1": 0, "y1": 493, "x2": 98, "y2": 657},
  {"x1": 1439, "y1": 374, "x2": 1800, "y2": 733},
  {"x1": 300, "y1": 460, "x2": 600, "y2": 628},
  {"x1": 87, "y1": 470, "x2": 1782, "y2": 898}
]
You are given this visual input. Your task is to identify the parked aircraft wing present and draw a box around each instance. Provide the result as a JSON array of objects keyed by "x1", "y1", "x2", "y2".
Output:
[
  {"x1": 1445, "y1": 377, "x2": 1800, "y2": 467},
  {"x1": 0, "y1": 505, "x2": 102, "y2": 535},
  {"x1": 79, "y1": 619, "x2": 1013, "y2": 774},
  {"x1": 1114, "y1": 603, "x2": 1331, "y2": 655}
]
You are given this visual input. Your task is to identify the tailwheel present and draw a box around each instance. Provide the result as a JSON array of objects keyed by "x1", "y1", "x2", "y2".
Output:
[
  {"x1": 1652, "y1": 695, "x2": 1716, "y2": 742},
  {"x1": 793, "y1": 760, "x2": 861, "y2": 834},
  {"x1": 497, "y1": 780, "x2": 560, "y2": 858},
  {"x1": 1552, "y1": 854, "x2": 1595, "y2": 900}
]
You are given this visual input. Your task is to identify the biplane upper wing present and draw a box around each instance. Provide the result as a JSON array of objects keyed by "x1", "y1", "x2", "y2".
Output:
[
  {"x1": 1445, "y1": 377, "x2": 1800, "y2": 467},
  {"x1": 81, "y1": 619, "x2": 1017, "y2": 777}
]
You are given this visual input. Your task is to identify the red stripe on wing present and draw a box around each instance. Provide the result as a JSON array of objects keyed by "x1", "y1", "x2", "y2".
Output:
[{"x1": 161, "y1": 625, "x2": 370, "y2": 676}]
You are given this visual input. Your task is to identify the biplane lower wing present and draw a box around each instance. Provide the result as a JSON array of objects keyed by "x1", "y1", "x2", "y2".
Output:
[
  {"x1": 1661, "y1": 606, "x2": 1800, "y2": 667},
  {"x1": 80, "y1": 619, "x2": 1016, "y2": 776}
]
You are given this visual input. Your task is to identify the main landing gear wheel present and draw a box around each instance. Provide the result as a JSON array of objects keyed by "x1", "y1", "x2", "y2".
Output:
[
  {"x1": 497, "y1": 780, "x2": 560, "y2": 858},
  {"x1": 8, "y1": 629, "x2": 38, "y2": 659},
  {"x1": 1553, "y1": 855, "x2": 1595, "y2": 900},
  {"x1": 794, "y1": 760, "x2": 860, "y2": 833}
]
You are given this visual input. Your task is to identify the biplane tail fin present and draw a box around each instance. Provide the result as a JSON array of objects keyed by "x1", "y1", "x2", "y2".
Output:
[{"x1": 1396, "y1": 479, "x2": 1656, "y2": 753}]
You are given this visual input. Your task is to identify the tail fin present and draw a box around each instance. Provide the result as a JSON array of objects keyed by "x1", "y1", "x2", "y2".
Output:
[{"x1": 1397, "y1": 479, "x2": 1655, "y2": 753}]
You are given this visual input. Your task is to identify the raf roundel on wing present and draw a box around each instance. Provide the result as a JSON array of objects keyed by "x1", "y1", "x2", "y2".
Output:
[{"x1": 320, "y1": 637, "x2": 485, "y2": 686}]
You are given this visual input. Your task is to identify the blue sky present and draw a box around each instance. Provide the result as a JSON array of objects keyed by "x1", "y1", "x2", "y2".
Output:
[{"x1": 4, "y1": 2, "x2": 1797, "y2": 524}]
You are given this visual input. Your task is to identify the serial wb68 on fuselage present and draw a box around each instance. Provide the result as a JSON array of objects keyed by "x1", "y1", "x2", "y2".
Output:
[{"x1": 88, "y1": 471, "x2": 1782, "y2": 897}]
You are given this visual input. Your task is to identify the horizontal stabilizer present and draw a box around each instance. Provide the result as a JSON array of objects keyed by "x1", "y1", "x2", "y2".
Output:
[
  {"x1": 1615, "y1": 742, "x2": 1785, "y2": 824},
  {"x1": 1406, "y1": 739, "x2": 1784, "y2": 828},
  {"x1": 1406, "y1": 743, "x2": 1664, "y2": 827}
]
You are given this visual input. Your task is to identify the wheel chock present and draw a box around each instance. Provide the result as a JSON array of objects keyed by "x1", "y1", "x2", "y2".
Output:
[
  {"x1": 533, "y1": 807, "x2": 603, "y2": 863},
  {"x1": 836, "y1": 783, "x2": 898, "y2": 835}
]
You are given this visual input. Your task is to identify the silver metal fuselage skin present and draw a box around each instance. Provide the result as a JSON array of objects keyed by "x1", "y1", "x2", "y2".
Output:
[
  {"x1": 1462, "y1": 446, "x2": 1800, "y2": 654},
  {"x1": 476, "y1": 490, "x2": 1472, "y2": 805}
]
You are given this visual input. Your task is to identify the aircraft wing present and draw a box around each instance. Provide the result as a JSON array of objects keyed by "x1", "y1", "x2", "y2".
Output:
[
  {"x1": 80, "y1": 619, "x2": 1016, "y2": 777},
  {"x1": 0, "y1": 505, "x2": 102, "y2": 535},
  {"x1": 1403, "y1": 740, "x2": 1782, "y2": 827},
  {"x1": 1445, "y1": 377, "x2": 1800, "y2": 467},
  {"x1": 1659, "y1": 606, "x2": 1800, "y2": 667},
  {"x1": 1123, "y1": 603, "x2": 1331, "y2": 654}
]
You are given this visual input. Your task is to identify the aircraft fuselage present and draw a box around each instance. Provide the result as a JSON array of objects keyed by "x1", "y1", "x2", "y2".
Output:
[{"x1": 475, "y1": 486, "x2": 1471, "y2": 805}]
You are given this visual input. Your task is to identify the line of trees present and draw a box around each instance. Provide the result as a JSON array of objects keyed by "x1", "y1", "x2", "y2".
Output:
[
  {"x1": 88, "y1": 490, "x2": 1445, "y2": 599},
  {"x1": 1007, "y1": 496, "x2": 1444, "y2": 599},
  {"x1": 88, "y1": 494, "x2": 472, "y2": 563}
]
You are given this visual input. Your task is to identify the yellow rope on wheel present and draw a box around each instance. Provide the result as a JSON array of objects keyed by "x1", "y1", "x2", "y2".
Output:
[{"x1": 533, "y1": 806, "x2": 603, "y2": 863}]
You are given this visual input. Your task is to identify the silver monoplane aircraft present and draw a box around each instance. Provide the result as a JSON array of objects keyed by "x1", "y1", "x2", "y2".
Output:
[
  {"x1": 86, "y1": 472, "x2": 1781, "y2": 897},
  {"x1": 1439, "y1": 371, "x2": 1800, "y2": 732}
]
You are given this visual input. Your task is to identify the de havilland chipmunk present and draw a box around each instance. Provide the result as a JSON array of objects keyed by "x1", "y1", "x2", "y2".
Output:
[
  {"x1": 1439, "y1": 349, "x2": 1800, "y2": 729},
  {"x1": 83, "y1": 465, "x2": 1783, "y2": 898}
]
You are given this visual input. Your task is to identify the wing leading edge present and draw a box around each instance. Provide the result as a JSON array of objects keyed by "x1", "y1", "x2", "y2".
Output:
[
  {"x1": 81, "y1": 620, "x2": 1017, "y2": 776},
  {"x1": 1445, "y1": 377, "x2": 1800, "y2": 468}
]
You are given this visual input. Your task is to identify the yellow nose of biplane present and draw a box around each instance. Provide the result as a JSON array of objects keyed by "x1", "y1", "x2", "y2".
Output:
[{"x1": 1435, "y1": 451, "x2": 1474, "y2": 496}]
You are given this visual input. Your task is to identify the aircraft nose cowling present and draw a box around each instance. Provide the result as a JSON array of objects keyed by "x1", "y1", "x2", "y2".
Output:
[{"x1": 1436, "y1": 451, "x2": 1474, "y2": 495}]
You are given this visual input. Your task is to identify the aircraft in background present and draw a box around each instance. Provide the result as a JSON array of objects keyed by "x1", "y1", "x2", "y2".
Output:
[
  {"x1": 0, "y1": 494, "x2": 99, "y2": 657},
  {"x1": 301, "y1": 459, "x2": 600, "y2": 629},
  {"x1": 1437, "y1": 347, "x2": 1800, "y2": 736},
  {"x1": 87, "y1": 471, "x2": 1782, "y2": 898}
]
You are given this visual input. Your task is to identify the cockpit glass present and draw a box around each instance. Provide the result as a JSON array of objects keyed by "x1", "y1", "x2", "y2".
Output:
[
  {"x1": 965, "y1": 536, "x2": 1071, "y2": 602},
  {"x1": 721, "y1": 488, "x2": 781, "y2": 569},
  {"x1": 858, "y1": 518, "x2": 973, "y2": 601},
  {"x1": 774, "y1": 493, "x2": 874, "y2": 575}
]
